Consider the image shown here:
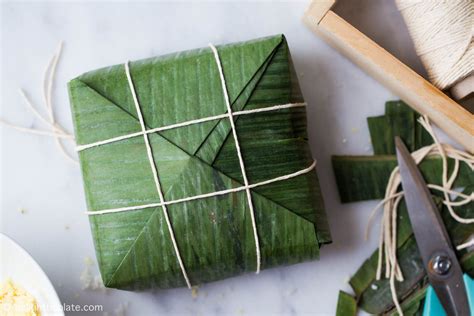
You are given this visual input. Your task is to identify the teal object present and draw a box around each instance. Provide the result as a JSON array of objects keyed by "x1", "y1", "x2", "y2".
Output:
[
  {"x1": 466, "y1": 274, "x2": 474, "y2": 315},
  {"x1": 423, "y1": 274, "x2": 474, "y2": 316}
]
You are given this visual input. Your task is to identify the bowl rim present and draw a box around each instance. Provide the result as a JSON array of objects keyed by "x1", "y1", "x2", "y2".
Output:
[{"x1": 0, "y1": 232, "x2": 64, "y2": 316}]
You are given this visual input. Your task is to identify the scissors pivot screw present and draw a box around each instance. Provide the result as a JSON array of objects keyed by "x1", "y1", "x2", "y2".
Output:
[{"x1": 430, "y1": 255, "x2": 452, "y2": 276}]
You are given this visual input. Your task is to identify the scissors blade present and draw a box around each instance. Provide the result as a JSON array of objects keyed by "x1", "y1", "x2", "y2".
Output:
[{"x1": 395, "y1": 137, "x2": 470, "y2": 316}]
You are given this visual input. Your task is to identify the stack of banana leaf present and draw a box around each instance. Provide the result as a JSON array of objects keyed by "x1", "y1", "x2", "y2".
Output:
[{"x1": 332, "y1": 101, "x2": 474, "y2": 315}]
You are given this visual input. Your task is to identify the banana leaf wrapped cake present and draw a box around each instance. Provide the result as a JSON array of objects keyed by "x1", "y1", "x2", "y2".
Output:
[{"x1": 68, "y1": 35, "x2": 331, "y2": 290}]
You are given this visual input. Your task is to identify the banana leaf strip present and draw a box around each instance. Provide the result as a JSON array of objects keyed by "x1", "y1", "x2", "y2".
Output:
[
  {"x1": 367, "y1": 100, "x2": 432, "y2": 155},
  {"x1": 336, "y1": 291, "x2": 357, "y2": 316},
  {"x1": 68, "y1": 35, "x2": 331, "y2": 290},
  {"x1": 332, "y1": 155, "x2": 473, "y2": 203},
  {"x1": 332, "y1": 101, "x2": 473, "y2": 203}
]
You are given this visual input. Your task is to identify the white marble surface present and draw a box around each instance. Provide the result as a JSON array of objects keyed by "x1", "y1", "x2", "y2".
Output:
[{"x1": 0, "y1": 1, "x2": 434, "y2": 315}]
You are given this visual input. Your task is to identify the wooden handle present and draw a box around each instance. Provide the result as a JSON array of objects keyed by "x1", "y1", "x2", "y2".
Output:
[{"x1": 304, "y1": 9, "x2": 474, "y2": 152}]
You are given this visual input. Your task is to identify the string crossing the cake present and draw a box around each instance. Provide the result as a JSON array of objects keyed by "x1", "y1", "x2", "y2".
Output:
[
  {"x1": 76, "y1": 102, "x2": 307, "y2": 151},
  {"x1": 80, "y1": 44, "x2": 317, "y2": 288},
  {"x1": 85, "y1": 161, "x2": 316, "y2": 216},
  {"x1": 209, "y1": 43, "x2": 261, "y2": 274},
  {"x1": 125, "y1": 61, "x2": 192, "y2": 288}
]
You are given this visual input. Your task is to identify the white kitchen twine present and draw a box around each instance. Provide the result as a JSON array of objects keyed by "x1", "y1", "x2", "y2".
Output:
[
  {"x1": 124, "y1": 61, "x2": 193, "y2": 288},
  {"x1": 365, "y1": 115, "x2": 474, "y2": 315},
  {"x1": 209, "y1": 43, "x2": 261, "y2": 273},
  {"x1": 79, "y1": 44, "x2": 317, "y2": 288},
  {"x1": 85, "y1": 161, "x2": 316, "y2": 216},
  {"x1": 76, "y1": 102, "x2": 306, "y2": 151},
  {"x1": 396, "y1": 0, "x2": 473, "y2": 90},
  {"x1": 0, "y1": 42, "x2": 78, "y2": 164}
]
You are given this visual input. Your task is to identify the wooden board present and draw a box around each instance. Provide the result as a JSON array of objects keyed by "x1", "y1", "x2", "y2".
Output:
[{"x1": 304, "y1": 6, "x2": 474, "y2": 152}]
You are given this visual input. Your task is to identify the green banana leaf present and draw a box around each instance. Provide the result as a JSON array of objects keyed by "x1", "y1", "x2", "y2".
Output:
[
  {"x1": 367, "y1": 100, "x2": 432, "y2": 155},
  {"x1": 333, "y1": 101, "x2": 473, "y2": 203},
  {"x1": 336, "y1": 291, "x2": 357, "y2": 316},
  {"x1": 68, "y1": 35, "x2": 331, "y2": 290},
  {"x1": 332, "y1": 155, "x2": 473, "y2": 203},
  {"x1": 331, "y1": 101, "x2": 473, "y2": 315}
]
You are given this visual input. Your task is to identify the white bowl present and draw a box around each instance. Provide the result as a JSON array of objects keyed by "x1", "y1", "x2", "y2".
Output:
[{"x1": 0, "y1": 233, "x2": 64, "y2": 315}]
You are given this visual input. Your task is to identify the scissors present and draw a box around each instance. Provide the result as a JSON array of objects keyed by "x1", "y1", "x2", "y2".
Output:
[{"x1": 395, "y1": 137, "x2": 474, "y2": 316}]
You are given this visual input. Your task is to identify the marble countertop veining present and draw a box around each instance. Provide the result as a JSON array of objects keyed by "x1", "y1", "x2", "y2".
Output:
[{"x1": 0, "y1": 1, "x2": 432, "y2": 315}]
